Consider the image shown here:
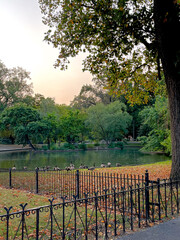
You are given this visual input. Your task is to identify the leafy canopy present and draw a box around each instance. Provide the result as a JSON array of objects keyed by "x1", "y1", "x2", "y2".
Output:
[
  {"x1": 0, "y1": 104, "x2": 49, "y2": 147},
  {"x1": 0, "y1": 61, "x2": 33, "y2": 111},
  {"x1": 138, "y1": 96, "x2": 171, "y2": 154},
  {"x1": 86, "y1": 101, "x2": 132, "y2": 144},
  {"x1": 39, "y1": 0, "x2": 159, "y2": 104}
]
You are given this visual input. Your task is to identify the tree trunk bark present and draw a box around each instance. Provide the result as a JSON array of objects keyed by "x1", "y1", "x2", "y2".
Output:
[
  {"x1": 26, "y1": 134, "x2": 36, "y2": 151},
  {"x1": 154, "y1": 0, "x2": 180, "y2": 179},
  {"x1": 47, "y1": 138, "x2": 50, "y2": 150}
]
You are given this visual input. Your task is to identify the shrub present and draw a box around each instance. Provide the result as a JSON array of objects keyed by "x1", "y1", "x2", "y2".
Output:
[
  {"x1": 86, "y1": 144, "x2": 94, "y2": 149},
  {"x1": 94, "y1": 142, "x2": 100, "y2": 147},
  {"x1": 78, "y1": 143, "x2": 87, "y2": 150},
  {"x1": 115, "y1": 142, "x2": 124, "y2": 149},
  {"x1": 108, "y1": 142, "x2": 115, "y2": 148},
  {"x1": 41, "y1": 145, "x2": 48, "y2": 150}
]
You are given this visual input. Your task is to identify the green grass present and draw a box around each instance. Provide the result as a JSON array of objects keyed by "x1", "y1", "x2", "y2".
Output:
[{"x1": 0, "y1": 187, "x2": 49, "y2": 215}]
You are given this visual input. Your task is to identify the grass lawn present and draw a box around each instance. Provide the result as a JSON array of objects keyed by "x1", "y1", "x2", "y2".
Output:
[{"x1": 0, "y1": 187, "x2": 50, "y2": 215}]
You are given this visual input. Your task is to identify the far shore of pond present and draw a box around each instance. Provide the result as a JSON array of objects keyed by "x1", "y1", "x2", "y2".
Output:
[{"x1": 0, "y1": 143, "x2": 169, "y2": 156}]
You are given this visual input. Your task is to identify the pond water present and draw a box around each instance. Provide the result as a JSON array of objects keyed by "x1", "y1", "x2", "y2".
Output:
[{"x1": 0, "y1": 147, "x2": 171, "y2": 170}]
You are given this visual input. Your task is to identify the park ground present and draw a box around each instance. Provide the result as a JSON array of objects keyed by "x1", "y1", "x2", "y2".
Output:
[{"x1": 0, "y1": 160, "x2": 172, "y2": 210}]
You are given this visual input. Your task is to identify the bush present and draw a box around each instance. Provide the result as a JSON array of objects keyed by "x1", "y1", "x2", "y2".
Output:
[
  {"x1": 86, "y1": 143, "x2": 94, "y2": 149},
  {"x1": 63, "y1": 143, "x2": 76, "y2": 149},
  {"x1": 41, "y1": 145, "x2": 48, "y2": 150},
  {"x1": 108, "y1": 142, "x2": 115, "y2": 148},
  {"x1": 78, "y1": 143, "x2": 87, "y2": 150},
  {"x1": 115, "y1": 142, "x2": 124, "y2": 149},
  {"x1": 94, "y1": 142, "x2": 100, "y2": 147},
  {"x1": 50, "y1": 144, "x2": 60, "y2": 150}
]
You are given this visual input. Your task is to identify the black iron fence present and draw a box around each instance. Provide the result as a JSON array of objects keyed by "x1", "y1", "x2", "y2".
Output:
[
  {"x1": 0, "y1": 178, "x2": 180, "y2": 239},
  {"x1": 0, "y1": 168, "x2": 145, "y2": 199}
]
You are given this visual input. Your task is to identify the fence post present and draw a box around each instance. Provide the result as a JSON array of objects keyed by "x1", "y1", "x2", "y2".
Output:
[
  {"x1": 4, "y1": 206, "x2": 12, "y2": 240},
  {"x1": 36, "y1": 208, "x2": 39, "y2": 240},
  {"x1": 145, "y1": 170, "x2": 150, "y2": 221},
  {"x1": 49, "y1": 198, "x2": 54, "y2": 240},
  {"x1": 9, "y1": 168, "x2": 12, "y2": 189},
  {"x1": 19, "y1": 203, "x2": 28, "y2": 240},
  {"x1": 76, "y1": 170, "x2": 80, "y2": 199},
  {"x1": 36, "y1": 168, "x2": 39, "y2": 194},
  {"x1": 157, "y1": 178, "x2": 161, "y2": 220}
]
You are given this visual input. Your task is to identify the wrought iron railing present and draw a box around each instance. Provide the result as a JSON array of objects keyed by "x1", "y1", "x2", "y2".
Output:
[
  {"x1": 0, "y1": 168, "x2": 145, "y2": 199},
  {"x1": 0, "y1": 178, "x2": 180, "y2": 239}
]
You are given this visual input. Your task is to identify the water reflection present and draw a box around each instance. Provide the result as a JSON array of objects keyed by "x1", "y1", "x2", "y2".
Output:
[{"x1": 0, "y1": 148, "x2": 170, "y2": 170}]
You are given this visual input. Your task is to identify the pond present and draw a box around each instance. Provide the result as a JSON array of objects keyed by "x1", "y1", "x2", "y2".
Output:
[{"x1": 0, "y1": 147, "x2": 171, "y2": 170}]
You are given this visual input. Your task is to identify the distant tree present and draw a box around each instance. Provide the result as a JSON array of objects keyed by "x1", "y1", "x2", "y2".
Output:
[
  {"x1": 38, "y1": 97, "x2": 57, "y2": 117},
  {"x1": 60, "y1": 109, "x2": 88, "y2": 144},
  {"x1": 0, "y1": 61, "x2": 33, "y2": 111},
  {"x1": 71, "y1": 84, "x2": 113, "y2": 109},
  {"x1": 86, "y1": 101, "x2": 132, "y2": 145},
  {"x1": 0, "y1": 104, "x2": 49, "y2": 150},
  {"x1": 41, "y1": 114, "x2": 61, "y2": 149}
]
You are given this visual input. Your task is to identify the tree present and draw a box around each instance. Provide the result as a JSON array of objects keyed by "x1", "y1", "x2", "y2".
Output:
[
  {"x1": 38, "y1": 97, "x2": 57, "y2": 117},
  {"x1": 86, "y1": 101, "x2": 132, "y2": 145},
  {"x1": 60, "y1": 109, "x2": 88, "y2": 144},
  {"x1": 71, "y1": 84, "x2": 113, "y2": 109},
  {"x1": 41, "y1": 114, "x2": 61, "y2": 149},
  {"x1": 0, "y1": 61, "x2": 33, "y2": 111},
  {"x1": 138, "y1": 96, "x2": 171, "y2": 155},
  {"x1": 39, "y1": 0, "x2": 180, "y2": 179},
  {"x1": 0, "y1": 104, "x2": 49, "y2": 150}
]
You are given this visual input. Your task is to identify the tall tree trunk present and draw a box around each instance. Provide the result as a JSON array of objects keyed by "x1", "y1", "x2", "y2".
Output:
[{"x1": 154, "y1": 0, "x2": 180, "y2": 179}]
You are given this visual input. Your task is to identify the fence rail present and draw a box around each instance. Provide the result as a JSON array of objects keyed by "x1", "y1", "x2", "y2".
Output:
[
  {"x1": 0, "y1": 168, "x2": 145, "y2": 199},
  {"x1": 0, "y1": 178, "x2": 180, "y2": 239}
]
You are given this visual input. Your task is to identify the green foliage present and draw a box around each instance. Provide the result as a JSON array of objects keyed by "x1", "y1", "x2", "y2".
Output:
[
  {"x1": 138, "y1": 97, "x2": 171, "y2": 155},
  {"x1": 0, "y1": 61, "x2": 33, "y2": 111},
  {"x1": 41, "y1": 145, "x2": 48, "y2": 150},
  {"x1": 78, "y1": 143, "x2": 87, "y2": 150},
  {"x1": 71, "y1": 84, "x2": 113, "y2": 109},
  {"x1": 60, "y1": 109, "x2": 88, "y2": 144},
  {"x1": 86, "y1": 101, "x2": 132, "y2": 145},
  {"x1": 39, "y1": 0, "x2": 160, "y2": 105},
  {"x1": 161, "y1": 131, "x2": 172, "y2": 155},
  {"x1": 115, "y1": 142, "x2": 124, "y2": 149},
  {"x1": 0, "y1": 104, "x2": 50, "y2": 149},
  {"x1": 108, "y1": 142, "x2": 115, "y2": 148},
  {"x1": 94, "y1": 142, "x2": 100, "y2": 147}
]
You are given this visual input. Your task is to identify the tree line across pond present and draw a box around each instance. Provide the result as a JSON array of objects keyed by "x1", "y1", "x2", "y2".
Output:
[{"x1": 0, "y1": 61, "x2": 170, "y2": 153}]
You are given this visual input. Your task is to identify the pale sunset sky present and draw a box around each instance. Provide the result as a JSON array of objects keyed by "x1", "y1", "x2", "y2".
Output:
[{"x1": 0, "y1": 0, "x2": 92, "y2": 104}]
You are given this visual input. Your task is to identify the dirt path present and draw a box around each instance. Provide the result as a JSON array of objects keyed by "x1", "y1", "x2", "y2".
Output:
[{"x1": 0, "y1": 144, "x2": 31, "y2": 152}]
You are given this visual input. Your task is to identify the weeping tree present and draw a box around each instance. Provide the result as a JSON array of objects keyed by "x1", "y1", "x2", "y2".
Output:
[{"x1": 39, "y1": 0, "x2": 180, "y2": 179}]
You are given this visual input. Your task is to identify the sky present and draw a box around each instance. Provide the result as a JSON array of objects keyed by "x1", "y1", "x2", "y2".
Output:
[{"x1": 0, "y1": 0, "x2": 92, "y2": 105}]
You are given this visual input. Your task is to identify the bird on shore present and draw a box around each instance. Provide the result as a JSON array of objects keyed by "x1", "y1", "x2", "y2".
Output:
[
  {"x1": 70, "y1": 163, "x2": 75, "y2": 170},
  {"x1": 12, "y1": 165, "x2": 16, "y2": 170},
  {"x1": 54, "y1": 166, "x2": 60, "y2": 170},
  {"x1": 101, "y1": 163, "x2": 106, "y2": 168},
  {"x1": 116, "y1": 163, "x2": 122, "y2": 167},
  {"x1": 107, "y1": 162, "x2": 111, "y2": 167},
  {"x1": 65, "y1": 166, "x2": 71, "y2": 171},
  {"x1": 79, "y1": 164, "x2": 84, "y2": 169},
  {"x1": 88, "y1": 167, "x2": 95, "y2": 170}
]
